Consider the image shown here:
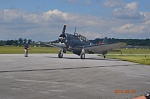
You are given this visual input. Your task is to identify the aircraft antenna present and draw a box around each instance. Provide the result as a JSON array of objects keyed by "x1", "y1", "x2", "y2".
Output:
[{"x1": 74, "y1": 27, "x2": 76, "y2": 35}]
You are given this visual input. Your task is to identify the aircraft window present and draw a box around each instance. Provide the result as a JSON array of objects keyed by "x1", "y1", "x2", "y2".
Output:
[
  {"x1": 79, "y1": 35, "x2": 86, "y2": 41},
  {"x1": 75, "y1": 33, "x2": 88, "y2": 41},
  {"x1": 74, "y1": 33, "x2": 78, "y2": 36},
  {"x1": 82, "y1": 36, "x2": 86, "y2": 41}
]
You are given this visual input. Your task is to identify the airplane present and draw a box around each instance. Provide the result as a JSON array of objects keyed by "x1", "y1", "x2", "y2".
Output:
[{"x1": 50, "y1": 24, "x2": 126, "y2": 59}]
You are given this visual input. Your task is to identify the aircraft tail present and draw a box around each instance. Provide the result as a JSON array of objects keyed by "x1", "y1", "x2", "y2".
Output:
[{"x1": 102, "y1": 37, "x2": 108, "y2": 44}]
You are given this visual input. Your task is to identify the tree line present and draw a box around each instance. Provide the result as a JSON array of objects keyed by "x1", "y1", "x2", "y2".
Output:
[
  {"x1": 90, "y1": 38, "x2": 150, "y2": 46},
  {"x1": 0, "y1": 38, "x2": 150, "y2": 47},
  {"x1": 0, "y1": 38, "x2": 33, "y2": 46}
]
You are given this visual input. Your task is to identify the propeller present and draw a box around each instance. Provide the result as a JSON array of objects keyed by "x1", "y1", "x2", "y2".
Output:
[
  {"x1": 59, "y1": 24, "x2": 67, "y2": 43},
  {"x1": 62, "y1": 24, "x2": 66, "y2": 35}
]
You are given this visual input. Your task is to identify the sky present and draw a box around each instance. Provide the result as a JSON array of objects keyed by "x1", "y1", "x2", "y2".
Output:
[{"x1": 0, "y1": 0, "x2": 150, "y2": 41}]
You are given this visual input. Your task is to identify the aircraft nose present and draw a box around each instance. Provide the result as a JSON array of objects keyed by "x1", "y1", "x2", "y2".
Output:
[
  {"x1": 58, "y1": 33, "x2": 67, "y2": 43},
  {"x1": 58, "y1": 37, "x2": 66, "y2": 43}
]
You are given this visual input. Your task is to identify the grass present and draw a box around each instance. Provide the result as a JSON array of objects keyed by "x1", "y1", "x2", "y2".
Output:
[
  {"x1": 108, "y1": 48, "x2": 150, "y2": 54},
  {"x1": 108, "y1": 55, "x2": 150, "y2": 65},
  {"x1": 107, "y1": 48, "x2": 150, "y2": 65},
  {"x1": 0, "y1": 46, "x2": 59, "y2": 54}
]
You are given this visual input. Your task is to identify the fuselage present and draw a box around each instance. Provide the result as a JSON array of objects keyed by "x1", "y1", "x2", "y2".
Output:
[
  {"x1": 63, "y1": 33, "x2": 93, "y2": 48},
  {"x1": 59, "y1": 33, "x2": 95, "y2": 55}
]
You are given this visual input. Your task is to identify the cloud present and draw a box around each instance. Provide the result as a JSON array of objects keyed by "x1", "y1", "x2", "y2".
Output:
[
  {"x1": 112, "y1": 2, "x2": 144, "y2": 19},
  {"x1": 0, "y1": 9, "x2": 22, "y2": 22},
  {"x1": 42, "y1": 9, "x2": 69, "y2": 22},
  {"x1": 110, "y1": 10, "x2": 150, "y2": 37},
  {"x1": 141, "y1": 12, "x2": 150, "y2": 22},
  {"x1": 0, "y1": 8, "x2": 150, "y2": 41},
  {"x1": 81, "y1": 31, "x2": 102, "y2": 39},
  {"x1": 0, "y1": 9, "x2": 106, "y2": 40},
  {"x1": 112, "y1": 24, "x2": 147, "y2": 34},
  {"x1": 103, "y1": 1, "x2": 145, "y2": 19}
]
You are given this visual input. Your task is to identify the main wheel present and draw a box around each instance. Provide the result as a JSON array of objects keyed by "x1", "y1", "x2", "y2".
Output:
[
  {"x1": 80, "y1": 53, "x2": 85, "y2": 59},
  {"x1": 104, "y1": 55, "x2": 106, "y2": 58},
  {"x1": 58, "y1": 52, "x2": 63, "y2": 58}
]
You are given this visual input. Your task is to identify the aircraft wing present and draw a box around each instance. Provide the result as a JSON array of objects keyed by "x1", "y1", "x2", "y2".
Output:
[
  {"x1": 50, "y1": 43, "x2": 67, "y2": 48},
  {"x1": 77, "y1": 43, "x2": 126, "y2": 54}
]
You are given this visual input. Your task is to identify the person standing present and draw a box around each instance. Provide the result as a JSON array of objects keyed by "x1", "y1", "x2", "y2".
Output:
[{"x1": 24, "y1": 43, "x2": 29, "y2": 57}]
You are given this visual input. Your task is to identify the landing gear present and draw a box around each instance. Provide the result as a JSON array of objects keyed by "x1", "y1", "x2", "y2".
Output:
[
  {"x1": 102, "y1": 51, "x2": 108, "y2": 58},
  {"x1": 58, "y1": 48, "x2": 63, "y2": 58},
  {"x1": 80, "y1": 48, "x2": 85, "y2": 59},
  {"x1": 80, "y1": 53, "x2": 85, "y2": 59},
  {"x1": 103, "y1": 55, "x2": 106, "y2": 58},
  {"x1": 102, "y1": 54, "x2": 106, "y2": 58}
]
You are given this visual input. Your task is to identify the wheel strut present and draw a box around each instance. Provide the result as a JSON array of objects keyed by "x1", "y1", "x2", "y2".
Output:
[{"x1": 58, "y1": 48, "x2": 63, "y2": 58}]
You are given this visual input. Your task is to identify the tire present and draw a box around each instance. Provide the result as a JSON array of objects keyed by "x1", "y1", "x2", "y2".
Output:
[
  {"x1": 104, "y1": 55, "x2": 106, "y2": 58},
  {"x1": 80, "y1": 53, "x2": 85, "y2": 59},
  {"x1": 58, "y1": 52, "x2": 63, "y2": 58}
]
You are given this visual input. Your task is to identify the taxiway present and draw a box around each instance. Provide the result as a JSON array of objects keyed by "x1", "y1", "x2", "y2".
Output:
[{"x1": 0, "y1": 54, "x2": 149, "y2": 99}]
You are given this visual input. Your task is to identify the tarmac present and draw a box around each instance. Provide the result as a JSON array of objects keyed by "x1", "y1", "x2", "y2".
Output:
[{"x1": 0, "y1": 54, "x2": 149, "y2": 99}]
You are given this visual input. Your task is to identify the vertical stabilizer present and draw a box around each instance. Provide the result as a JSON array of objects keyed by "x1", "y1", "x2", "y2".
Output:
[{"x1": 102, "y1": 37, "x2": 108, "y2": 44}]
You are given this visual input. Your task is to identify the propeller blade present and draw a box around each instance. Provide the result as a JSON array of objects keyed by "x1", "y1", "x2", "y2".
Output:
[
  {"x1": 59, "y1": 24, "x2": 67, "y2": 43},
  {"x1": 51, "y1": 40, "x2": 59, "y2": 43},
  {"x1": 62, "y1": 24, "x2": 66, "y2": 34}
]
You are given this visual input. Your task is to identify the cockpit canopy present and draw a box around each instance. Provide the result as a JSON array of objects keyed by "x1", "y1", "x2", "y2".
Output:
[{"x1": 74, "y1": 33, "x2": 88, "y2": 41}]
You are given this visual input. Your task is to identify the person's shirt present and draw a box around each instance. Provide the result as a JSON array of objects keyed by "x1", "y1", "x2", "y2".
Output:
[{"x1": 24, "y1": 44, "x2": 28, "y2": 49}]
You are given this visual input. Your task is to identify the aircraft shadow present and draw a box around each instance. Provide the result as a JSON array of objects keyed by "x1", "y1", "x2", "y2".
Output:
[
  {"x1": 46, "y1": 56, "x2": 119, "y2": 61},
  {"x1": 0, "y1": 64, "x2": 136, "y2": 73}
]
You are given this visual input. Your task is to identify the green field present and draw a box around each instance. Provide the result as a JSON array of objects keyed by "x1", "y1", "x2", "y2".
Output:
[
  {"x1": 0, "y1": 46, "x2": 150, "y2": 65},
  {"x1": 108, "y1": 48, "x2": 150, "y2": 54},
  {"x1": 0, "y1": 46, "x2": 59, "y2": 54},
  {"x1": 107, "y1": 48, "x2": 150, "y2": 65},
  {"x1": 108, "y1": 55, "x2": 150, "y2": 65}
]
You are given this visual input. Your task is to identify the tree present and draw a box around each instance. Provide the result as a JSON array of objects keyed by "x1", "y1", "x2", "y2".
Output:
[
  {"x1": 18, "y1": 38, "x2": 23, "y2": 46},
  {"x1": 6, "y1": 40, "x2": 12, "y2": 46},
  {"x1": 28, "y1": 39, "x2": 32, "y2": 44},
  {"x1": 23, "y1": 39, "x2": 27, "y2": 44},
  {"x1": 0, "y1": 40, "x2": 6, "y2": 46}
]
